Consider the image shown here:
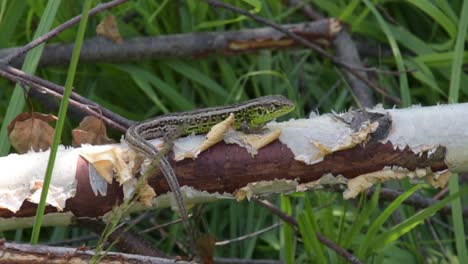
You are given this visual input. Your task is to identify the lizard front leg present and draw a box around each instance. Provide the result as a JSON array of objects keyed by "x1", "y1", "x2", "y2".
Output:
[{"x1": 240, "y1": 119, "x2": 266, "y2": 134}]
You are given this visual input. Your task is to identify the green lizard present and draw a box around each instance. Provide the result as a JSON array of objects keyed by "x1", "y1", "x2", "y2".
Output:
[{"x1": 125, "y1": 95, "x2": 295, "y2": 248}]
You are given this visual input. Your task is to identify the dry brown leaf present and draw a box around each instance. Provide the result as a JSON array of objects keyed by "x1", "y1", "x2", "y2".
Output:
[
  {"x1": 8, "y1": 112, "x2": 57, "y2": 153},
  {"x1": 96, "y1": 15, "x2": 123, "y2": 43},
  {"x1": 196, "y1": 234, "x2": 216, "y2": 264},
  {"x1": 72, "y1": 116, "x2": 115, "y2": 146}
]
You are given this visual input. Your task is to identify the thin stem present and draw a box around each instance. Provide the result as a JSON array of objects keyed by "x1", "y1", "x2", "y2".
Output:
[
  {"x1": 30, "y1": 0, "x2": 93, "y2": 244},
  {"x1": 215, "y1": 223, "x2": 282, "y2": 246}
]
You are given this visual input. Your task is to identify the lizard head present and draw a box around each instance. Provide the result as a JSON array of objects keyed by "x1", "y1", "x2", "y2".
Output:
[{"x1": 245, "y1": 95, "x2": 295, "y2": 128}]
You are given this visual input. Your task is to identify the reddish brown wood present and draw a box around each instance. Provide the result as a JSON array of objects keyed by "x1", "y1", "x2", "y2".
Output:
[
  {"x1": 66, "y1": 158, "x2": 124, "y2": 217},
  {"x1": 0, "y1": 140, "x2": 447, "y2": 218},
  {"x1": 150, "y1": 140, "x2": 447, "y2": 194}
]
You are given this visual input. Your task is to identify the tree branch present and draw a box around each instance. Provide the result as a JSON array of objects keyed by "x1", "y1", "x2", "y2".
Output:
[
  {"x1": 0, "y1": 20, "x2": 336, "y2": 67},
  {"x1": 0, "y1": 241, "x2": 187, "y2": 263}
]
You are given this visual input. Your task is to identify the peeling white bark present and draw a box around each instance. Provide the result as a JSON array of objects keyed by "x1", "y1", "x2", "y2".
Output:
[
  {"x1": 381, "y1": 104, "x2": 468, "y2": 171},
  {"x1": 0, "y1": 147, "x2": 78, "y2": 213},
  {"x1": 1, "y1": 103, "x2": 467, "y2": 223}
]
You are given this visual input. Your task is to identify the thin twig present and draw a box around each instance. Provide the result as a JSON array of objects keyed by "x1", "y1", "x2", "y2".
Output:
[
  {"x1": 432, "y1": 187, "x2": 449, "y2": 200},
  {"x1": 0, "y1": 67, "x2": 128, "y2": 132},
  {"x1": 140, "y1": 214, "x2": 193, "y2": 234},
  {"x1": 253, "y1": 197, "x2": 363, "y2": 264},
  {"x1": 204, "y1": 0, "x2": 400, "y2": 104},
  {"x1": 216, "y1": 222, "x2": 282, "y2": 246},
  {"x1": 0, "y1": 0, "x2": 129, "y2": 64},
  {"x1": 426, "y1": 219, "x2": 451, "y2": 261}
]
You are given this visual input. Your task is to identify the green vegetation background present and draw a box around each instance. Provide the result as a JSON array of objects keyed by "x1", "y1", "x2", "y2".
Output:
[{"x1": 0, "y1": 1, "x2": 467, "y2": 263}]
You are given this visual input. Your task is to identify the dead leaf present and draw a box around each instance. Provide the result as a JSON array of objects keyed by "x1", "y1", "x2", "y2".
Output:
[
  {"x1": 96, "y1": 15, "x2": 123, "y2": 43},
  {"x1": 8, "y1": 112, "x2": 57, "y2": 153},
  {"x1": 72, "y1": 116, "x2": 115, "y2": 146},
  {"x1": 196, "y1": 234, "x2": 216, "y2": 264}
]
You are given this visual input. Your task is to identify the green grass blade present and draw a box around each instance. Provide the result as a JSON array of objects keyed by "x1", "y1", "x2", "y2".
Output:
[
  {"x1": 358, "y1": 184, "x2": 422, "y2": 259},
  {"x1": 147, "y1": 0, "x2": 169, "y2": 24},
  {"x1": 297, "y1": 196, "x2": 326, "y2": 263},
  {"x1": 372, "y1": 187, "x2": 468, "y2": 252},
  {"x1": 405, "y1": 59, "x2": 445, "y2": 96},
  {"x1": 434, "y1": 0, "x2": 458, "y2": 23},
  {"x1": 339, "y1": 0, "x2": 360, "y2": 21},
  {"x1": 164, "y1": 60, "x2": 228, "y2": 97},
  {"x1": 243, "y1": 202, "x2": 268, "y2": 258},
  {"x1": 143, "y1": 70, "x2": 195, "y2": 111},
  {"x1": 362, "y1": 0, "x2": 411, "y2": 106},
  {"x1": 447, "y1": 2, "x2": 468, "y2": 261},
  {"x1": 280, "y1": 195, "x2": 295, "y2": 264},
  {"x1": 112, "y1": 64, "x2": 185, "y2": 113},
  {"x1": 112, "y1": 64, "x2": 195, "y2": 111},
  {"x1": 217, "y1": 58, "x2": 237, "y2": 91},
  {"x1": 412, "y1": 51, "x2": 468, "y2": 67},
  {"x1": 0, "y1": 1, "x2": 27, "y2": 48},
  {"x1": 448, "y1": 2, "x2": 468, "y2": 102},
  {"x1": 0, "y1": 0, "x2": 60, "y2": 155},
  {"x1": 257, "y1": 51, "x2": 272, "y2": 95},
  {"x1": 226, "y1": 70, "x2": 294, "y2": 106},
  {"x1": 0, "y1": 0, "x2": 8, "y2": 24},
  {"x1": 196, "y1": 0, "x2": 261, "y2": 29},
  {"x1": 129, "y1": 75, "x2": 169, "y2": 114},
  {"x1": 448, "y1": 174, "x2": 468, "y2": 263},
  {"x1": 406, "y1": 0, "x2": 456, "y2": 38},
  {"x1": 342, "y1": 186, "x2": 380, "y2": 249},
  {"x1": 30, "y1": 0, "x2": 92, "y2": 244}
]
